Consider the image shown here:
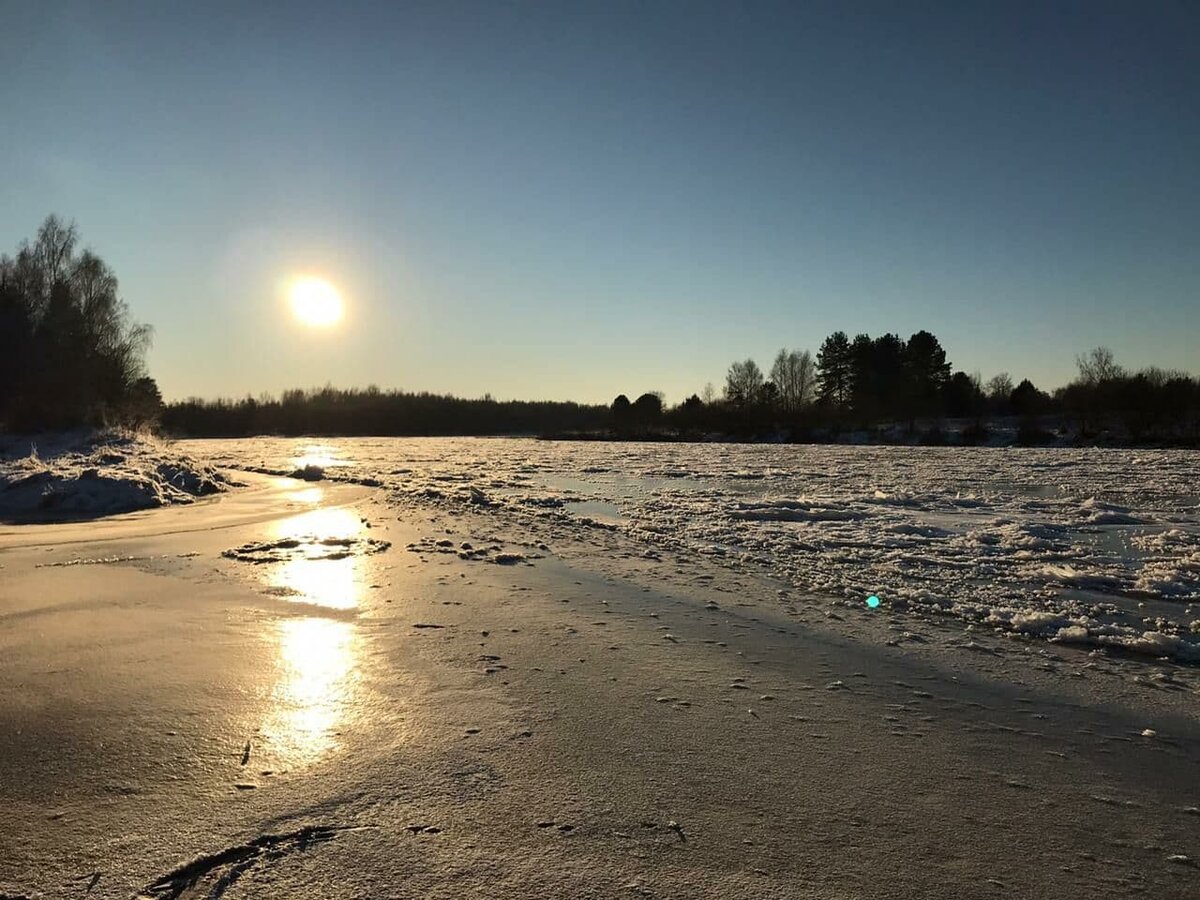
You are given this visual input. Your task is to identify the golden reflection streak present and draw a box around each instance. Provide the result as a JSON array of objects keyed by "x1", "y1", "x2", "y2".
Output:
[
  {"x1": 271, "y1": 555, "x2": 359, "y2": 610},
  {"x1": 267, "y1": 507, "x2": 365, "y2": 610},
  {"x1": 291, "y1": 444, "x2": 341, "y2": 470},
  {"x1": 284, "y1": 486, "x2": 325, "y2": 505},
  {"x1": 263, "y1": 618, "x2": 359, "y2": 764},
  {"x1": 260, "y1": 506, "x2": 366, "y2": 764}
]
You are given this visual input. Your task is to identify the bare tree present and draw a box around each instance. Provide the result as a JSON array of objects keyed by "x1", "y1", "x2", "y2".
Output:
[
  {"x1": 26, "y1": 215, "x2": 78, "y2": 316},
  {"x1": 769, "y1": 348, "x2": 816, "y2": 412},
  {"x1": 794, "y1": 349, "x2": 816, "y2": 407},
  {"x1": 724, "y1": 358, "x2": 764, "y2": 406},
  {"x1": 985, "y1": 372, "x2": 1013, "y2": 402},
  {"x1": 770, "y1": 349, "x2": 793, "y2": 410},
  {"x1": 1076, "y1": 347, "x2": 1124, "y2": 385},
  {"x1": 701, "y1": 382, "x2": 716, "y2": 405}
]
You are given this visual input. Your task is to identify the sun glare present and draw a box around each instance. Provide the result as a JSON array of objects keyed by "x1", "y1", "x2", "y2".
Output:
[{"x1": 289, "y1": 277, "x2": 344, "y2": 327}]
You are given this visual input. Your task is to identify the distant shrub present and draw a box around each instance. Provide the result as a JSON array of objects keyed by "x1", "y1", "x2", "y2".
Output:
[
  {"x1": 918, "y1": 425, "x2": 947, "y2": 446},
  {"x1": 959, "y1": 422, "x2": 989, "y2": 445},
  {"x1": 1016, "y1": 421, "x2": 1055, "y2": 446}
]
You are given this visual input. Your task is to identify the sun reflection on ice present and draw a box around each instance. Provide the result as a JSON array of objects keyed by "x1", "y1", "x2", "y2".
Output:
[
  {"x1": 268, "y1": 507, "x2": 366, "y2": 610},
  {"x1": 284, "y1": 485, "x2": 325, "y2": 505},
  {"x1": 290, "y1": 444, "x2": 343, "y2": 471},
  {"x1": 261, "y1": 506, "x2": 367, "y2": 763},
  {"x1": 264, "y1": 617, "x2": 359, "y2": 764},
  {"x1": 275, "y1": 506, "x2": 364, "y2": 547},
  {"x1": 272, "y1": 553, "x2": 360, "y2": 610}
]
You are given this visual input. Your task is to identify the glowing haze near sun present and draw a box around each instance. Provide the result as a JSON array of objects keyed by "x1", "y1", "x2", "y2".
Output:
[{"x1": 289, "y1": 277, "x2": 344, "y2": 327}]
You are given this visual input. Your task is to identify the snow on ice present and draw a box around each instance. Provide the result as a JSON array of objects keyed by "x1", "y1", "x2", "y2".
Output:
[{"x1": 184, "y1": 437, "x2": 1200, "y2": 661}]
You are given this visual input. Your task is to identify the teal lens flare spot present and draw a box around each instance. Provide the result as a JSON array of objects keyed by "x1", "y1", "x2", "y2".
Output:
[{"x1": 866, "y1": 595, "x2": 880, "y2": 609}]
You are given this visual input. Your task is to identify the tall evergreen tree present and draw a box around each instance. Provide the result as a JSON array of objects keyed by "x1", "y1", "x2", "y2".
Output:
[
  {"x1": 816, "y1": 331, "x2": 853, "y2": 407},
  {"x1": 850, "y1": 333, "x2": 906, "y2": 419},
  {"x1": 904, "y1": 330, "x2": 952, "y2": 418}
]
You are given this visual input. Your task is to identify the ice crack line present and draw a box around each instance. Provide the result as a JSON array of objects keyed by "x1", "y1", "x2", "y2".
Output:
[{"x1": 134, "y1": 824, "x2": 372, "y2": 900}]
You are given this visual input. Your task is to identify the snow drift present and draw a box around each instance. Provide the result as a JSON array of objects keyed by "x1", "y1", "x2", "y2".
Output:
[{"x1": 0, "y1": 430, "x2": 234, "y2": 519}]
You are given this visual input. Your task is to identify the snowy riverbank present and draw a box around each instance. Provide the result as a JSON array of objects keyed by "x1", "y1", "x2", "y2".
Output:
[{"x1": 0, "y1": 429, "x2": 236, "y2": 519}]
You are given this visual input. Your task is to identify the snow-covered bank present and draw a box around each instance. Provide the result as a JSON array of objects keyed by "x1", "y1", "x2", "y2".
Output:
[{"x1": 0, "y1": 430, "x2": 235, "y2": 519}]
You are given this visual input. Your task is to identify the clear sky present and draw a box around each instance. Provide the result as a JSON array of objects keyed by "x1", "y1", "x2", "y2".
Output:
[{"x1": 2, "y1": 1, "x2": 1197, "y2": 403}]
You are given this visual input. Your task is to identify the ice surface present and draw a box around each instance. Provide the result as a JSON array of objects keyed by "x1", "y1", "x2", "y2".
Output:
[
  {"x1": 183, "y1": 438, "x2": 1200, "y2": 662},
  {"x1": 6, "y1": 441, "x2": 1200, "y2": 899}
]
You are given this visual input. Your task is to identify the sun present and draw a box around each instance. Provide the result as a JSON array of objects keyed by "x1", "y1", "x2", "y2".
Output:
[{"x1": 289, "y1": 277, "x2": 344, "y2": 327}]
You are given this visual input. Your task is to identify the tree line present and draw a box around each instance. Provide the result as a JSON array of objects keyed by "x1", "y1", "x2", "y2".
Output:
[
  {"x1": 158, "y1": 341, "x2": 1200, "y2": 445},
  {"x1": 162, "y1": 386, "x2": 610, "y2": 437},
  {"x1": 0, "y1": 216, "x2": 160, "y2": 429},
  {"x1": 4, "y1": 215, "x2": 1196, "y2": 445},
  {"x1": 604, "y1": 335, "x2": 1199, "y2": 444}
]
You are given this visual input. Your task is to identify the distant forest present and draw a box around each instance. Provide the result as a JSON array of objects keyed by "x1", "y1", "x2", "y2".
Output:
[
  {"x1": 3, "y1": 216, "x2": 1198, "y2": 446},
  {"x1": 165, "y1": 337, "x2": 1200, "y2": 446},
  {"x1": 163, "y1": 389, "x2": 608, "y2": 437}
]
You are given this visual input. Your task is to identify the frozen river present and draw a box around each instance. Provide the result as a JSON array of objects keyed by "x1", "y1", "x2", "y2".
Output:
[
  {"x1": 4, "y1": 436, "x2": 1200, "y2": 898},
  {"x1": 185, "y1": 438, "x2": 1200, "y2": 662}
]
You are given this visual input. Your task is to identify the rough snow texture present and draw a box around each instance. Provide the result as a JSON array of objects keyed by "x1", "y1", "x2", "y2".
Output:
[
  {"x1": 0, "y1": 430, "x2": 235, "y2": 519},
  {"x1": 185, "y1": 438, "x2": 1200, "y2": 662}
]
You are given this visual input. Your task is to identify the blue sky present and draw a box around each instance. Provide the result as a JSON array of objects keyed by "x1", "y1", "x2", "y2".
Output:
[{"x1": 2, "y1": 1, "x2": 1197, "y2": 402}]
